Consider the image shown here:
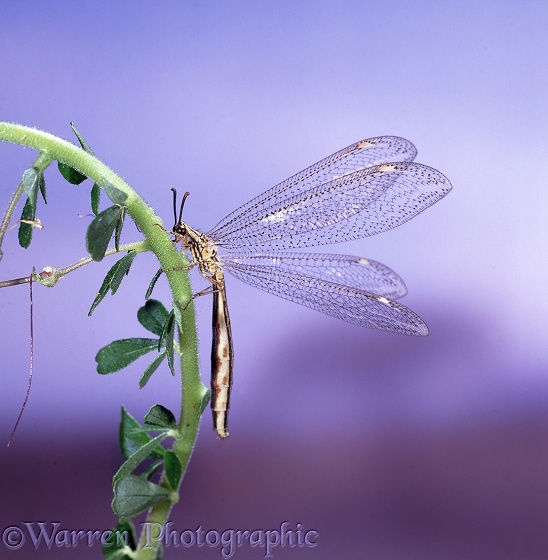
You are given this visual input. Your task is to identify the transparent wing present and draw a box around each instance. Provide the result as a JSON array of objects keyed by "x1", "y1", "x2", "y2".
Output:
[
  {"x1": 209, "y1": 161, "x2": 452, "y2": 251},
  {"x1": 223, "y1": 256, "x2": 428, "y2": 336},
  {"x1": 222, "y1": 252, "x2": 408, "y2": 299},
  {"x1": 208, "y1": 136, "x2": 418, "y2": 244}
]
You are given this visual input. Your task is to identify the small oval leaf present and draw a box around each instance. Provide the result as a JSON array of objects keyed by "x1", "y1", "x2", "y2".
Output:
[
  {"x1": 110, "y1": 251, "x2": 137, "y2": 293},
  {"x1": 145, "y1": 268, "x2": 163, "y2": 300},
  {"x1": 114, "y1": 207, "x2": 125, "y2": 251},
  {"x1": 89, "y1": 261, "x2": 120, "y2": 315},
  {"x1": 88, "y1": 252, "x2": 136, "y2": 315},
  {"x1": 198, "y1": 388, "x2": 212, "y2": 415},
  {"x1": 22, "y1": 166, "x2": 43, "y2": 198},
  {"x1": 96, "y1": 338, "x2": 160, "y2": 374},
  {"x1": 137, "y1": 300, "x2": 170, "y2": 337},
  {"x1": 86, "y1": 205, "x2": 122, "y2": 261},
  {"x1": 103, "y1": 178, "x2": 128, "y2": 204},
  {"x1": 18, "y1": 197, "x2": 37, "y2": 249},
  {"x1": 112, "y1": 475, "x2": 170, "y2": 518},
  {"x1": 70, "y1": 122, "x2": 95, "y2": 154},
  {"x1": 120, "y1": 407, "x2": 151, "y2": 458},
  {"x1": 144, "y1": 405, "x2": 176, "y2": 430},
  {"x1": 91, "y1": 183, "x2": 101, "y2": 216},
  {"x1": 113, "y1": 433, "x2": 169, "y2": 484},
  {"x1": 139, "y1": 351, "x2": 167, "y2": 389},
  {"x1": 58, "y1": 162, "x2": 87, "y2": 185},
  {"x1": 164, "y1": 450, "x2": 183, "y2": 490}
]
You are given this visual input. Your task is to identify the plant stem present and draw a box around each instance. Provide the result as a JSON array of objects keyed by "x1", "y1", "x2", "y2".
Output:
[
  {"x1": 0, "y1": 241, "x2": 150, "y2": 288},
  {"x1": 0, "y1": 122, "x2": 209, "y2": 556},
  {"x1": 134, "y1": 301, "x2": 204, "y2": 559}
]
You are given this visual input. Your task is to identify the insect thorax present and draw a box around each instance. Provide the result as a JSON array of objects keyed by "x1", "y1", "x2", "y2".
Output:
[{"x1": 174, "y1": 220, "x2": 223, "y2": 282}]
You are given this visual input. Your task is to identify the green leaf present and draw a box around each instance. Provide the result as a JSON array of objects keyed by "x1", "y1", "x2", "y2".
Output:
[
  {"x1": 18, "y1": 197, "x2": 37, "y2": 249},
  {"x1": 112, "y1": 475, "x2": 170, "y2": 518},
  {"x1": 88, "y1": 252, "x2": 137, "y2": 315},
  {"x1": 119, "y1": 407, "x2": 165, "y2": 459},
  {"x1": 198, "y1": 388, "x2": 212, "y2": 415},
  {"x1": 166, "y1": 321, "x2": 175, "y2": 376},
  {"x1": 101, "y1": 519, "x2": 136, "y2": 557},
  {"x1": 145, "y1": 268, "x2": 163, "y2": 300},
  {"x1": 171, "y1": 301, "x2": 186, "y2": 336},
  {"x1": 113, "y1": 433, "x2": 169, "y2": 484},
  {"x1": 39, "y1": 176, "x2": 47, "y2": 204},
  {"x1": 96, "y1": 338, "x2": 160, "y2": 374},
  {"x1": 110, "y1": 251, "x2": 137, "y2": 293},
  {"x1": 114, "y1": 207, "x2": 125, "y2": 252},
  {"x1": 91, "y1": 183, "x2": 101, "y2": 216},
  {"x1": 120, "y1": 407, "x2": 150, "y2": 457},
  {"x1": 144, "y1": 405, "x2": 176, "y2": 430},
  {"x1": 138, "y1": 300, "x2": 169, "y2": 337},
  {"x1": 103, "y1": 178, "x2": 128, "y2": 204},
  {"x1": 21, "y1": 166, "x2": 44, "y2": 199},
  {"x1": 139, "y1": 350, "x2": 167, "y2": 389},
  {"x1": 67, "y1": 124, "x2": 101, "y2": 216},
  {"x1": 159, "y1": 311, "x2": 176, "y2": 375},
  {"x1": 58, "y1": 162, "x2": 87, "y2": 185},
  {"x1": 86, "y1": 205, "x2": 123, "y2": 261},
  {"x1": 56, "y1": 123, "x2": 90, "y2": 186},
  {"x1": 18, "y1": 166, "x2": 44, "y2": 248},
  {"x1": 89, "y1": 260, "x2": 118, "y2": 315},
  {"x1": 164, "y1": 450, "x2": 183, "y2": 490},
  {"x1": 70, "y1": 121, "x2": 95, "y2": 154}
]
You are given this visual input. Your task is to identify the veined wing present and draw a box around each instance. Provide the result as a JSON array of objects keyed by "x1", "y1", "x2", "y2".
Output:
[
  {"x1": 210, "y1": 162, "x2": 452, "y2": 251},
  {"x1": 222, "y1": 255, "x2": 427, "y2": 336},
  {"x1": 208, "y1": 136, "x2": 417, "y2": 242},
  {"x1": 222, "y1": 252, "x2": 408, "y2": 299}
]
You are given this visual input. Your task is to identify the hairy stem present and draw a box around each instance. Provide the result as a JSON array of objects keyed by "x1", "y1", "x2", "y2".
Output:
[
  {"x1": 0, "y1": 241, "x2": 150, "y2": 288},
  {"x1": 0, "y1": 121, "x2": 208, "y2": 557}
]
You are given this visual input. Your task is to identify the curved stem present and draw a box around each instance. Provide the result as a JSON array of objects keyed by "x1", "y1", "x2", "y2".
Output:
[
  {"x1": 0, "y1": 122, "x2": 197, "y2": 340},
  {"x1": 0, "y1": 122, "x2": 209, "y2": 557}
]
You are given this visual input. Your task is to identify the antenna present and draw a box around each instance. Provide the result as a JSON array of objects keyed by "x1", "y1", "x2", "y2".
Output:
[{"x1": 171, "y1": 188, "x2": 190, "y2": 227}]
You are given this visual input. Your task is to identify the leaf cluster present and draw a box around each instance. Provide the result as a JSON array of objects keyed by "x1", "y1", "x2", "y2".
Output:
[
  {"x1": 101, "y1": 406, "x2": 182, "y2": 559},
  {"x1": 95, "y1": 299, "x2": 176, "y2": 387},
  {"x1": 18, "y1": 123, "x2": 129, "y2": 260},
  {"x1": 18, "y1": 165, "x2": 47, "y2": 248},
  {"x1": 2, "y1": 121, "x2": 207, "y2": 560}
]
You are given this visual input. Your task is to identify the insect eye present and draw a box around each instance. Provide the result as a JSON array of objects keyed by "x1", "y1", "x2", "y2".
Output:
[{"x1": 173, "y1": 223, "x2": 186, "y2": 235}]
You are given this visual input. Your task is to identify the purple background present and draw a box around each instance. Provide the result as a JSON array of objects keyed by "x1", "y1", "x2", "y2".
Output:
[{"x1": 1, "y1": 1, "x2": 547, "y2": 558}]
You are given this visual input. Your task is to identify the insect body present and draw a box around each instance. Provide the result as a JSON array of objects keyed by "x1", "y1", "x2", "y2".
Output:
[
  {"x1": 172, "y1": 196, "x2": 234, "y2": 439},
  {"x1": 172, "y1": 137, "x2": 452, "y2": 438}
]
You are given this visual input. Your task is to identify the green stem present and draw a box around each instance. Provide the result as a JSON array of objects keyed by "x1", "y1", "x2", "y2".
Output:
[
  {"x1": 134, "y1": 302, "x2": 204, "y2": 559},
  {"x1": 0, "y1": 241, "x2": 150, "y2": 289},
  {"x1": 0, "y1": 122, "x2": 208, "y2": 557}
]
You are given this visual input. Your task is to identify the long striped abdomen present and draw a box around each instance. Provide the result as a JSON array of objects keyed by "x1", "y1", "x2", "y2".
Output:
[{"x1": 211, "y1": 287, "x2": 234, "y2": 438}]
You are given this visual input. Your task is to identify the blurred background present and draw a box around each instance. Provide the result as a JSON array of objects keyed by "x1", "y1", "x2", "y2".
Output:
[{"x1": 1, "y1": 1, "x2": 547, "y2": 558}]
